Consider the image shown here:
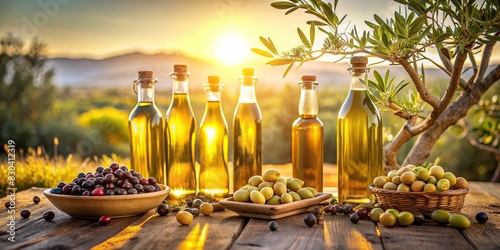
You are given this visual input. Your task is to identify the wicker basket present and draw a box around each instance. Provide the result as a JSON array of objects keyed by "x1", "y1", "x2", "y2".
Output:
[{"x1": 371, "y1": 188, "x2": 469, "y2": 213}]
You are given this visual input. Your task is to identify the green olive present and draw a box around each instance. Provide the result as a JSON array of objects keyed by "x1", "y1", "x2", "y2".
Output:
[
  {"x1": 383, "y1": 182, "x2": 397, "y2": 190},
  {"x1": 248, "y1": 175, "x2": 264, "y2": 187},
  {"x1": 233, "y1": 190, "x2": 250, "y2": 202},
  {"x1": 305, "y1": 187, "x2": 318, "y2": 197},
  {"x1": 291, "y1": 178, "x2": 305, "y2": 186},
  {"x1": 273, "y1": 182, "x2": 287, "y2": 196},
  {"x1": 289, "y1": 191, "x2": 302, "y2": 201},
  {"x1": 449, "y1": 214, "x2": 470, "y2": 229},
  {"x1": 266, "y1": 195, "x2": 281, "y2": 205},
  {"x1": 250, "y1": 190, "x2": 266, "y2": 204},
  {"x1": 276, "y1": 177, "x2": 287, "y2": 184},
  {"x1": 287, "y1": 180, "x2": 302, "y2": 191},
  {"x1": 176, "y1": 211, "x2": 193, "y2": 225},
  {"x1": 373, "y1": 176, "x2": 387, "y2": 188},
  {"x1": 400, "y1": 171, "x2": 416, "y2": 185},
  {"x1": 262, "y1": 169, "x2": 280, "y2": 182},
  {"x1": 258, "y1": 181, "x2": 273, "y2": 190},
  {"x1": 297, "y1": 188, "x2": 314, "y2": 199},
  {"x1": 431, "y1": 209, "x2": 450, "y2": 224},
  {"x1": 281, "y1": 193, "x2": 293, "y2": 204},
  {"x1": 436, "y1": 178, "x2": 450, "y2": 191},
  {"x1": 260, "y1": 187, "x2": 274, "y2": 201},
  {"x1": 443, "y1": 172, "x2": 457, "y2": 186}
]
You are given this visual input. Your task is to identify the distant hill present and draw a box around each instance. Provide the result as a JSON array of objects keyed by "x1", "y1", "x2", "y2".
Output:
[{"x1": 47, "y1": 52, "x2": 452, "y2": 91}]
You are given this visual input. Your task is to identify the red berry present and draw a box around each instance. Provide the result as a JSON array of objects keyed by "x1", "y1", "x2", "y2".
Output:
[
  {"x1": 99, "y1": 215, "x2": 111, "y2": 225},
  {"x1": 91, "y1": 188, "x2": 104, "y2": 196}
]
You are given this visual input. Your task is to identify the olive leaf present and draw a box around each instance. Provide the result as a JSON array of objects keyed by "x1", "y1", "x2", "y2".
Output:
[
  {"x1": 271, "y1": 1, "x2": 296, "y2": 10},
  {"x1": 250, "y1": 48, "x2": 274, "y2": 58},
  {"x1": 259, "y1": 36, "x2": 279, "y2": 55},
  {"x1": 297, "y1": 27, "x2": 311, "y2": 49}
]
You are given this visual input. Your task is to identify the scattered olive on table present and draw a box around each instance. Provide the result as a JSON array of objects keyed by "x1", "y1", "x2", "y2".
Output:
[
  {"x1": 350, "y1": 213, "x2": 360, "y2": 224},
  {"x1": 304, "y1": 214, "x2": 317, "y2": 227},
  {"x1": 157, "y1": 204, "x2": 170, "y2": 216},
  {"x1": 200, "y1": 202, "x2": 214, "y2": 216},
  {"x1": 20, "y1": 209, "x2": 31, "y2": 219},
  {"x1": 33, "y1": 196, "x2": 41, "y2": 204},
  {"x1": 268, "y1": 221, "x2": 278, "y2": 231},
  {"x1": 476, "y1": 212, "x2": 488, "y2": 224},
  {"x1": 43, "y1": 211, "x2": 55, "y2": 222},
  {"x1": 176, "y1": 211, "x2": 193, "y2": 225}
]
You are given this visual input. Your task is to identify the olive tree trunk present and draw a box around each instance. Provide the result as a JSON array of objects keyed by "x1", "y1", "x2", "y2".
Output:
[{"x1": 403, "y1": 65, "x2": 500, "y2": 170}]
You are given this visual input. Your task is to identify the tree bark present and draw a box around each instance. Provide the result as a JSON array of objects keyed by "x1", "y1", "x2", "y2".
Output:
[{"x1": 403, "y1": 65, "x2": 500, "y2": 166}]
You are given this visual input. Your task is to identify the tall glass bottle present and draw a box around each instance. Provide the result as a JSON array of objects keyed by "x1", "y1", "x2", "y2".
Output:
[
  {"x1": 292, "y1": 75, "x2": 324, "y2": 192},
  {"x1": 166, "y1": 64, "x2": 196, "y2": 200},
  {"x1": 128, "y1": 71, "x2": 166, "y2": 185},
  {"x1": 233, "y1": 68, "x2": 262, "y2": 191},
  {"x1": 199, "y1": 75, "x2": 229, "y2": 200},
  {"x1": 337, "y1": 56, "x2": 383, "y2": 204}
]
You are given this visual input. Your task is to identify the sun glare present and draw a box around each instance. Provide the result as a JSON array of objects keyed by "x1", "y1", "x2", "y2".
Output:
[{"x1": 214, "y1": 34, "x2": 249, "y2": 65}]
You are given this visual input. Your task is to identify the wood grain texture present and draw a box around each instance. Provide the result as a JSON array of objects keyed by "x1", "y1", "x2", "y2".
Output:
[
  {"x1": 324, "y1": 214, "x2": 383, "y2": 250},
  {"x1": 231, "y1": 214, "x2": 325, "y2": 250},
  {"x1": 459, "y1": 182, "x2": 500, "y2": 250},
  {"x1": 1, "y1": 172, "x2": 500, "y2": 250},
  {"x1": 0, "y1": 188, "x2": 245, "y2": 250}
]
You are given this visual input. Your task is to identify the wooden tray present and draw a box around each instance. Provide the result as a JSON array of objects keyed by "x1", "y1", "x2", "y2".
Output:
[{"x1": 219, "y1": 192, "x2": 332, "y2": 220}]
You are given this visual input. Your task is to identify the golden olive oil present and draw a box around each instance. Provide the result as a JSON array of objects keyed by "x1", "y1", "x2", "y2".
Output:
[
  {"x1": 337, "y1": 57, "x2": 383, "y2": 204},
  {"x1": 233, "y1": 68, "x2": 262, "y2": 190},
  {"x1": 199, "y1": 76, "x2": 229, "y2": 200},
  {"x1": 233, "y1": 103, "x2": 262, "y2": 189},
  {"x1": 292, "y1": 75, "x2": 324, "y2": 192},
  {"x1": 128, "y1": 71, "x2": 166, "y2": 185},
  {"x1": 166, "y1": 65, "x2": 196, "y2": 200}
]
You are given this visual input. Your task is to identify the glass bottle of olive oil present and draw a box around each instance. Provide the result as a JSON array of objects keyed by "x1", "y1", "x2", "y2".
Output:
[
  {"x1": 233, "y1": 68, "x2": 262, "y2": 191},
  {"x1": 199, "y1": 75, "x2": 229, "y2": 200},
  {"x1": 337, "y1": 56, "x2": 383, "y2": 204},
  {"x1": 128, "y1": 71, "x2": 166, "y2": 185},
  {"x1": 292, "y1": 75, "x2": 324, "y2": 192},
  {"x1": 166, "y1": 64, "x2": 196, "y2": 200}
]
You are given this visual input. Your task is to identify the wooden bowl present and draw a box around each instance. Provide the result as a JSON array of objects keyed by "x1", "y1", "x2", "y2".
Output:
[
  {"x1": 43, "y1": 184, "x2": 170, "y2": 219},
  {"x1": 219, "y1": 192, "x2": 332, "y2": 220}
]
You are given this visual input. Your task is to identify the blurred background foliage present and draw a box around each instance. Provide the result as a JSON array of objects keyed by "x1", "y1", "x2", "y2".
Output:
[{"x1": 0, "y1": 34, "x2": 498, "y2": 197}]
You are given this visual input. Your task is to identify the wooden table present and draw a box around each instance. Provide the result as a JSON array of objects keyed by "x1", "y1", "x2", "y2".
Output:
[{"x1": 1, "y1": 165, "x2": 500, "y2": 250}]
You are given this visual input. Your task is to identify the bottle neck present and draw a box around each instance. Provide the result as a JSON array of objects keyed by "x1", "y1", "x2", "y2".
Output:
[
  {"x1": 298, "y1": 82, "x2": 318, "y2": 117},
  {"x1": 238, "y1": 76, "x2": 257, "y2": 103},
  {"x1": 137, "y1": 85, "x2": 155, "y2": 103},
  {"x1": 205, "y1": 86, "x2": 223, "y2": 102},
  {"x1": 171, "y1": 74, "x2": 190, "y2": 94},
  {"x1": 349, "y1": 68, "x2": 369, "y2": 90}
]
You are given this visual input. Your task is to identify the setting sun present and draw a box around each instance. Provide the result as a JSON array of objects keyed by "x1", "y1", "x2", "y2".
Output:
[{"x1": 214, "y1": 34, "x2": 249, "y2": 65}]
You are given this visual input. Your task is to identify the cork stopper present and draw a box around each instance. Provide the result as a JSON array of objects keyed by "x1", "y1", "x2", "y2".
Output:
[
  {"x1": 134, "y1": 70, "x2": 156, "y2": 93},
  {"x1": 174, "y1": 64, "x2": 187, "y2": 73},
  {"x1": 242, "y1": 68, "x2": 254, "y2": 76},
  {"x1": 301, "y1": 75, "x2": 316, "y2": 81},
  {"x1": 208, "y1": 75, "x2": 220, "y2": 84},
  {"x1": 138, "y1": 71, "x2": 154, "y2": 79},
  {"x1": 350, "y1": 56, "x2": 368, "y2": 73},
  {"x1": 205, "y1": 75, "x2": 223, "y2": 92}
]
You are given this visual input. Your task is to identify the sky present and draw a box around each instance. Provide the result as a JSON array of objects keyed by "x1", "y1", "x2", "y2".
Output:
[{"x1": 0, "y1": 0, "x2": 403, "y2": 64}]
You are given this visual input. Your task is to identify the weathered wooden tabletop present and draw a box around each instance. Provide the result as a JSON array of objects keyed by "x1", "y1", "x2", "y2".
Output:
[{"x1": 1, "y1": 164, "x2": 500, "y2": 250}]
